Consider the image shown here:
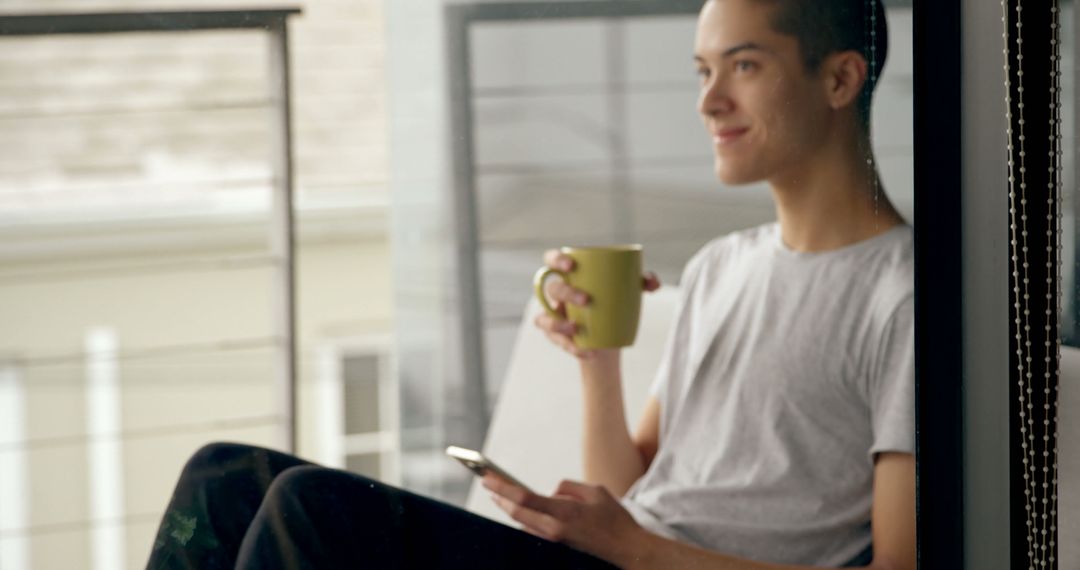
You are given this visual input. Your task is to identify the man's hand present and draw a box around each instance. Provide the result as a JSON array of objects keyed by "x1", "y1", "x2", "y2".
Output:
[
  {"x1": 483, "y1": 474, "x2": 646, "y2": 564},
  {"x1": 535, "y1": 248, "x2": 661, "y2": 360},
  {"x1": 484, "y1": 454, "x2": 915, "y2": 570}
]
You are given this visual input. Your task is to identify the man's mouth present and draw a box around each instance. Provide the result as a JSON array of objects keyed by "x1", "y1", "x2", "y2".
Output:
[{"x1": 712, "y1": 127, "x2": 749, "y2": 145}]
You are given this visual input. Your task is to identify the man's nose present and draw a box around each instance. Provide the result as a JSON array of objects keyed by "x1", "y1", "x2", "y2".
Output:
[{"x1": 698, "y1": 79, "x2": 735, "y2": 116}]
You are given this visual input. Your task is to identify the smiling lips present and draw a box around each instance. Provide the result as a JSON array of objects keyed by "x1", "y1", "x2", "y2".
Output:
[{"x1": 712, "y1": 127, "x2": 749, "y2": 145}]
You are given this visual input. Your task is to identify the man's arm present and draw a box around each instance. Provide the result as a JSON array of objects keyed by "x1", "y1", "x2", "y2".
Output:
[
  {"x1": 579, "y1": 352, "x2": 660, "y2": 497},
  {"x1": 867, "y1": 452, "x2": 916, "y2": 570},
  {"x1": 618, "y1": 452, "x2": 916, "y2": 570},
  {"x1": 486, "y1": 452, "x2": 915, "y2": 570},
  {"x1": 534, "y1": 249, "x2": 662, "y2": 498}
]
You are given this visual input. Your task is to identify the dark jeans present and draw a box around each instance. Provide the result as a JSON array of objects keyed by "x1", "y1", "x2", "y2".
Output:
[{"x1": 145, "y1": 442, "x2": 616, "y2": 570}]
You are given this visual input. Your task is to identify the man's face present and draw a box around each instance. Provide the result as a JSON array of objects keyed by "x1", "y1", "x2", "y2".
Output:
[{"x1": 694, "y1": 0, "x2": 831, "y2": 186}]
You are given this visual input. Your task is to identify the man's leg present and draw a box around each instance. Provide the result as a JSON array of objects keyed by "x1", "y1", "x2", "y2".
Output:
[
  {"x1": 146, "y1": 442, "x2": 312, "y2": 570},
  {"x1": 236, "y1": 465, "x2": 617, "y2": 569}
]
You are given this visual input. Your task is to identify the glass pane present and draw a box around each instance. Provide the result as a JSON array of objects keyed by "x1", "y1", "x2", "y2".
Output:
[
  {"x1": 1064, "y1": 1, "x2": 1077, "y2": 347},
  {"x1": 1059, "y1": 1, "x2": 1077, "y2": 567},
  {"x1": 390, "y1": 5, "x2": 917, "y2": 559},
  {"x1": 0, "y1": 27, "x2": 282, "y2": 567},
  {"x1": 0, "y1": 1, "x2": 925, "y2": 568},
  {"x1": 0, "y1": 6, "x2": 388, "y2": 567},
  {"x1": 470, "y1": 11, "x2": 915, "y2": 407}
]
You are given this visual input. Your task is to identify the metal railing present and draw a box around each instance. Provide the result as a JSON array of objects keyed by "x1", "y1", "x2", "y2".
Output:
[{"x1": 0, "y1": 7, "x2": 303, "y2": 453}]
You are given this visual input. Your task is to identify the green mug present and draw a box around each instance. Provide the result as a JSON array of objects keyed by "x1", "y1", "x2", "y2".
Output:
[{"x1": 533, "y1": 245, "x2": 643, "y2": 349}]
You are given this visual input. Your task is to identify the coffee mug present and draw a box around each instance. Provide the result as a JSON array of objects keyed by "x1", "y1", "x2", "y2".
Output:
[{"x1": 533, "y1": 245, "x2": 643, "y2": 349}]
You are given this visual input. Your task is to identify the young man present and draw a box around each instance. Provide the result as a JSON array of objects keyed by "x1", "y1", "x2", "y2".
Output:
[
  {"x1": 508, "y1": 0, "x2": 914, "y2": 568},
  {"x1": 147, "y1": 0, "x2": 913, "y2": 568}
]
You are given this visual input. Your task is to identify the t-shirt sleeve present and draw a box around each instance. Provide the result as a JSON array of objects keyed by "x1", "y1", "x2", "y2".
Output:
[{"x1": 868, "y1": 294, "x2": 915, "y2": 459}]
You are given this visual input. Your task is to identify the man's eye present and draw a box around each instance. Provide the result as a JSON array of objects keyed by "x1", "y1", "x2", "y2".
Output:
[
  {"x1": 695, "y1": 68, "x2": 711, "y2": 81},
  {"x1": 735, "y1": 60, "x2": 757, "y2": 72}
]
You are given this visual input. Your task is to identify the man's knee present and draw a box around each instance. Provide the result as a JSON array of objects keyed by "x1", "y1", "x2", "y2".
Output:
[
  {"x1": 182, "y1": 442, "x2": 259, "y2": 480},
  {"x1": 265, "y1": 466, "x2": 339, "y2": 503},
  {"x1": 263, "y1": 466, "x2": 389, "y2": 516}
]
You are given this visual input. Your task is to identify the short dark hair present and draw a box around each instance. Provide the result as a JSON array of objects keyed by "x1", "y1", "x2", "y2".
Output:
[{"x1": 751, "y1": 0, "x2": 889, "y2": 128}]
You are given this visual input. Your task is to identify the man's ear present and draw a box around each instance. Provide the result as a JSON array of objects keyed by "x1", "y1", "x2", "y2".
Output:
[{"x1": 821, "y1": 51, "x2": 869, "y2": 111}]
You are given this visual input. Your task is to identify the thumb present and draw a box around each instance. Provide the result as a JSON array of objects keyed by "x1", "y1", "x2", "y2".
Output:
[{"x1": 554, "y1": 479, "x2": 597, "y2": 501}]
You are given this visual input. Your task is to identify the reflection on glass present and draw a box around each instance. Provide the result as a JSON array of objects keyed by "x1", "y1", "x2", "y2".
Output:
[
  {"x1": 0, "y1": 0, "x2": 922, "y2": 568},
  {"x1": 1058, "y1": 1, "x2": 1077, "y2": 567},
  {"x1": 395, "y1": 0, "x2": 916, "y2": 567},
  {"x1": 0, "y1": 6, "x2": 385, "y2": 569}
]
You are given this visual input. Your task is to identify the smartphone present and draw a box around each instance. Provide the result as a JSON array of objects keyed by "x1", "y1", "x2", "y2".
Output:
[{"x1": 445, "y1": 445, "x2": 532, "y2": 492}]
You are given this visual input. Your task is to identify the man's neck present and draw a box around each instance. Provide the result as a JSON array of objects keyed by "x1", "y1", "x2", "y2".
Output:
[{"x1": 768, "y1": 134, "x2": 905, "y2": 253}]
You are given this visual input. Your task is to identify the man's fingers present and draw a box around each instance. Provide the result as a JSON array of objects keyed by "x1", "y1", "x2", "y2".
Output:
[
  {"x1": 483, "y1": 475, "x2": 527, "y2": 500},
  {"x1": 535, "y1": 313, "x2": 577, "y2": 337},
  {"x1": 535, "y1": 314, "x2": 589, "y2": 359},
  {"x1": 545, "y1": 330, "x2": 592, "y2": 359},
  {"x1": 642, "y1": 271, "x2": 662, "y2": 292},
  {"x1": 554, "y1": 479, "x2": 607, "y2": 503},
  {"x1": 486, "y1": 477, "x2": 551, "y2": 513},
  {"x1": 545, "y1": 280, "x2": 589, "y2": 307},
  {"x1": 490, "y1": 494, "x2": 566, "y2": 541},
  {"x1": 554, "y1": 479, "x2": 591, "y2": 500},
  {"x1": 543, "y1": 249, "x2": 575, "y2": 272},
  {"x1": 484, "y1": 474, "x2": 579, "y2": 518}
]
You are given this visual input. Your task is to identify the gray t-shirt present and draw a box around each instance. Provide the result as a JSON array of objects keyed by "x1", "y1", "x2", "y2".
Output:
[{"x1": 622, "y1": 222, "x2": 915, "y2": 567}]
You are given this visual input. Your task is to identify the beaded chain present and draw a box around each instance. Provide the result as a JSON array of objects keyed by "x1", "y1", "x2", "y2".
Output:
[
  {"x1": 1049, "y1": 1, "x2": 1062, "y2": 562},
  {"x1": 1001, "y1": 0, "x2": 1061, "y2": 567},
  {"x1": 1045, "y1": 2, "x2": 1061, "y2": 563},
  {"x1": 866, "y1": 0, "x2": 879, "y2": 222}
]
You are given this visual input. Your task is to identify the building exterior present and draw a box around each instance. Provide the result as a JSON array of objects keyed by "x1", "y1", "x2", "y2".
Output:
[{"x1": 0, "y1": 1, "x2": 393, "y2": 568}]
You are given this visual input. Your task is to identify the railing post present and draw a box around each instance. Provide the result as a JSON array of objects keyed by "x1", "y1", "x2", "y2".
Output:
[{"x1": 267, "y1": 16, "x2": 298, "y2": 453}]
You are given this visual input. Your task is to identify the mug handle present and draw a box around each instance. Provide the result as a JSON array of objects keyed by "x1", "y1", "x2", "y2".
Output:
[{"x1": 533, "y1": 266, "x2": 568, "y2": 318}]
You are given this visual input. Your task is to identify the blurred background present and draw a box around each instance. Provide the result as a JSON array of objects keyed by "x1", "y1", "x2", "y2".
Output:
[{"x1": 0, "y1": 0, "x2": 918, "y2": 568}]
